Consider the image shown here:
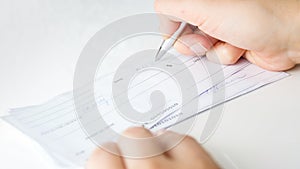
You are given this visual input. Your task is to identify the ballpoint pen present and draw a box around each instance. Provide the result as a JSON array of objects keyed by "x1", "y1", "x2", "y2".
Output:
[{"x1": 154, "y1": 22, "x2": 187, "y2": 61}]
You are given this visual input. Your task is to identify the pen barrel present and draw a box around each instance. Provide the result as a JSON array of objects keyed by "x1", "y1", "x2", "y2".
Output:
[{"x1": 163, "y1": 22, "x2": 187, "y2": 51}]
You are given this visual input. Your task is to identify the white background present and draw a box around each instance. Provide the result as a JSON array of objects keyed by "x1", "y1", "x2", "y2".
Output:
[{"x1": 0, "y1": 0, "x2": 299, "y2": 168}]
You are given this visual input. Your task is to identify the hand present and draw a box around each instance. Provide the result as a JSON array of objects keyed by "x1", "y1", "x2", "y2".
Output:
[
  {"x1": 154, "y1": 0, "x2": 300, "y2": 71},
  {"x1": 86, "y1": 127, "x2": 220, "y2": 169}
]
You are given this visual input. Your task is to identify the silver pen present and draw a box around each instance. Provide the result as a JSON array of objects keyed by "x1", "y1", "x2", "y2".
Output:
[{"x1": 155, "y1": 22, "x2": 187, "y2": 61}]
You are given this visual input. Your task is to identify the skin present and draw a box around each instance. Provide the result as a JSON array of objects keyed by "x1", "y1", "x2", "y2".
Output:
[
  {"x1": 87, "y1": 0, "x2": 300, "y2": 168},
  {"x1": 86, "y1": 127, "x2": 220, "y2": 169},
  {"x1": 155, "y1": 0, "x2": 300, "y2": 71}
]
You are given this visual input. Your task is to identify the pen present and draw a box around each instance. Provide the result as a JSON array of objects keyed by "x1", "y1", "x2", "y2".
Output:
[{"x1": 155, "y1": 22, "x2": 187, "y2": 61}]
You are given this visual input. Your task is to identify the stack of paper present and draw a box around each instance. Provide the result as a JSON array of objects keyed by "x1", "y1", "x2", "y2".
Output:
[{"x1": 2, "y1": 52, "x2": 288, "y2": 167}]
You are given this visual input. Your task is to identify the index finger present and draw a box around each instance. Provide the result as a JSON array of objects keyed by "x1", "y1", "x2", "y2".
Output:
[
  {"x1": 86, "y1": 143, "x2": 126, "y2": 169},
  {"x1": 157, "y1": 14, "x2": 182, "y2": 39}
]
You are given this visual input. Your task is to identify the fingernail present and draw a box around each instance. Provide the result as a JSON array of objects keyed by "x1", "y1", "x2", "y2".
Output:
[{"x1": 190, "y1": 43, "x2": 207, "y2": 56}]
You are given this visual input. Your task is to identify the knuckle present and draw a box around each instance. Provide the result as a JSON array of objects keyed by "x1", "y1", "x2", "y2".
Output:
[
  {"x1": 89, "y1": 147, "x2": 107, "y2": 159},
  {"x1": 182, "y1": 135, "x2": 198, "y2": 145}
]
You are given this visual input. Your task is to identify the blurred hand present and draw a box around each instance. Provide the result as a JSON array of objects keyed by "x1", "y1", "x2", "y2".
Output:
[
  {"x1": 154, "y1": 0, "x2": 300, "y2": 71},
  {"x1": 86, "y1": 127, "x2": 220, "y2": 169}
]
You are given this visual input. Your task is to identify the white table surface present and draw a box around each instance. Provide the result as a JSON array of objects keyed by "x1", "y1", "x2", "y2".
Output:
[{"x1": 0, "y1": 0, "x2": 299, "y2": 169}]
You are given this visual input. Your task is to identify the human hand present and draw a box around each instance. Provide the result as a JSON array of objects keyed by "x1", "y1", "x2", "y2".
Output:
[
  {"x1": 154, "y1": 0, "x2": 300, "y2": 71},
  {"x1": 86, "y1": 127, "x2": 220, "y2": 169}
]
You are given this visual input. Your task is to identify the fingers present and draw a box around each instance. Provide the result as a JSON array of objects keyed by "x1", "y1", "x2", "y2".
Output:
[
  {"x1": 154, "y1": 0, "x2": 213, "y2": 26},
  {"x1": 159, "y1": 22, "x2": 218, "y2": 56},
  {"x1": 167, "y1": 135, "x2": 205, "y2": 158},
  {"x1": 155, "y1": 0, "x2": 221, "y2": 57},
  {"x1": 87, "y1": 128, "x2": 220, "y2": 169},
  {"x1": 156, "y1": 9, "x2": 219, "y2": 57},
  {"x1": 244, "y1": 51, "x2": 296, "y2": 71},
  {"x1": 118, "y1": 127, "x2": 168, "y2": 169},
  {"x1": 206, "y1": 42, "x2": 245, "y2": 65},
  {"x1": 154, "y1": 0, "x2": 253, "y2": 47},
  {"x1": 160, "y1": 131, "x2": 208, "y2": 159},
  {"x1": 157, "y1": 130, "x2": 220, "y2": 169},
  {"x1": 86, "y1": 143, "x2": 125, "y2": 169},
  {"x1": 174, "y1": 32, "x2": 218, "y2": 56},
  {"x1": 169, "y1": 135, "x2": 219, "y2": 169},
  {"x1": 157, "y1": 14, "x2": 182, "y2": 39}
]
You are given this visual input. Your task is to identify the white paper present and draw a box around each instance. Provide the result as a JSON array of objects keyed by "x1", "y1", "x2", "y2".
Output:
[{"x1": 2, "y1": 54, "x2": 289, "y2": 167}]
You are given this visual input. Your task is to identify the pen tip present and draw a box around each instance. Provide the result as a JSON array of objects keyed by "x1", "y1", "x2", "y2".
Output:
[{"x1": 154, "y1": 40, "x2": 166, "y2": 62}]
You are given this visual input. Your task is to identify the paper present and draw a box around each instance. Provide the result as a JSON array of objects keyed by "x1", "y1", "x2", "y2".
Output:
[{"x1": 2, "y1": 52, "x2": 289, "y2": 167}]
